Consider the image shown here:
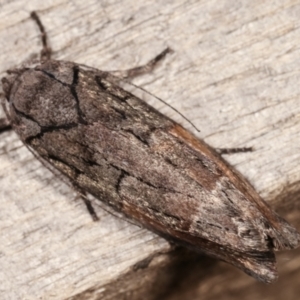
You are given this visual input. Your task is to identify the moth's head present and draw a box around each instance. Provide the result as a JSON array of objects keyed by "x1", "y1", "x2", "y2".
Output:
[{"x1": 1, "y1": 60, "x2": 79, "y2": 141}]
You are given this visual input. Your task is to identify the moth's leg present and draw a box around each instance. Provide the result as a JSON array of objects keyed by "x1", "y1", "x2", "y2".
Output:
[
  {"x1": 0, "y1": 91, "x2": 12, "y2": 133},
  {"x1": 0, "y1": 118, "x2": 11, "y2": 133},
  {"x1": 77, "y1": 190, "x2": 138, "y2": 225},
  {"x1": 31, "y1": 11, "x2": 52, "y2": 61},
  {"x1": 75, "y1": 189, "x2": 99, "y2": 222},
  {"x1": 98, "y1": 47, "x2": 200, "y2": 133},
  {"x1": 217, "y1": 147, "x2": 253, "y2": 155},
  {"x1": 108, "y1": 47, "x2": 173, "y2": 80},
  {"x1": 25, "y1": 145, "x2": 100, "y2": 222}
]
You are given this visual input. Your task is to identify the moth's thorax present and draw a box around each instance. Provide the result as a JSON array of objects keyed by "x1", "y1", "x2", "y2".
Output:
[{"x1": 2, "y1": 61, "x2": 81, "y2": 141}]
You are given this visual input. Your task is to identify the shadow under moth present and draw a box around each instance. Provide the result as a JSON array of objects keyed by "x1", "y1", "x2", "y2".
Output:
[{"x1": 1, "y1": 11, "x2": 299, "y2": 284}]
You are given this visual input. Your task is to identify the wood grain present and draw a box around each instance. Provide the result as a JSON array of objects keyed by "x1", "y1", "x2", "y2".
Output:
[{"x1": 1, "y1": 0, "x2": 300, "y2": 299}]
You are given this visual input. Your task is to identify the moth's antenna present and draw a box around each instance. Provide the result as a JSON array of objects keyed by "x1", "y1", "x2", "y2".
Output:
[
  {"x1": 30, "y1": 11, "x2": 52, "y2": 61},
  {"x1": 104, "y1": 47, "x2": 200, "y2": 132},
  {"x1": 122, "y1": 80, "x2": 200, "y2": 133}
]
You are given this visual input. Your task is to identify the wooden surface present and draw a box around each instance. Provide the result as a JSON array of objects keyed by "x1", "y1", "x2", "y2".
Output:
[{"x1": 1, "y1": 0, "x2": 300, "y2": 299}]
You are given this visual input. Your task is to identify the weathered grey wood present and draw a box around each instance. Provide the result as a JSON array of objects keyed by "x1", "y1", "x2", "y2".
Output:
[{"x1": 0, "y1": 0, "x2": 300, "y2": 299}]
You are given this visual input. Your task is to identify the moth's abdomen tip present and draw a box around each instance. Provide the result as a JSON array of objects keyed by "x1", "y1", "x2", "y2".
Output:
[
  {"x1": 260, "y1": 271, "x2": 278, "y2": 284},
  {"x1": 287, "y1": 229, "x2": 300, "y2": 250},
  {"x1": 255, "y1": 267, "x2": 278, "y2": 284},
  {"x1": 272, "y1": 219, "x2": 300, "y2": 251}
]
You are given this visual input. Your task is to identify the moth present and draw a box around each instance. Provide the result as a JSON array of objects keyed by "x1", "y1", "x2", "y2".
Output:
[{"x1": 1, "y1": 12, "x2": 299, "y2": 283}]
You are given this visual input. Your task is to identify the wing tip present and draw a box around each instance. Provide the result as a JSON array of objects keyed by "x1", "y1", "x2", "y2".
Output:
[{"x1": 234, "y1": 250, "x2": 278, "y2": 284}]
